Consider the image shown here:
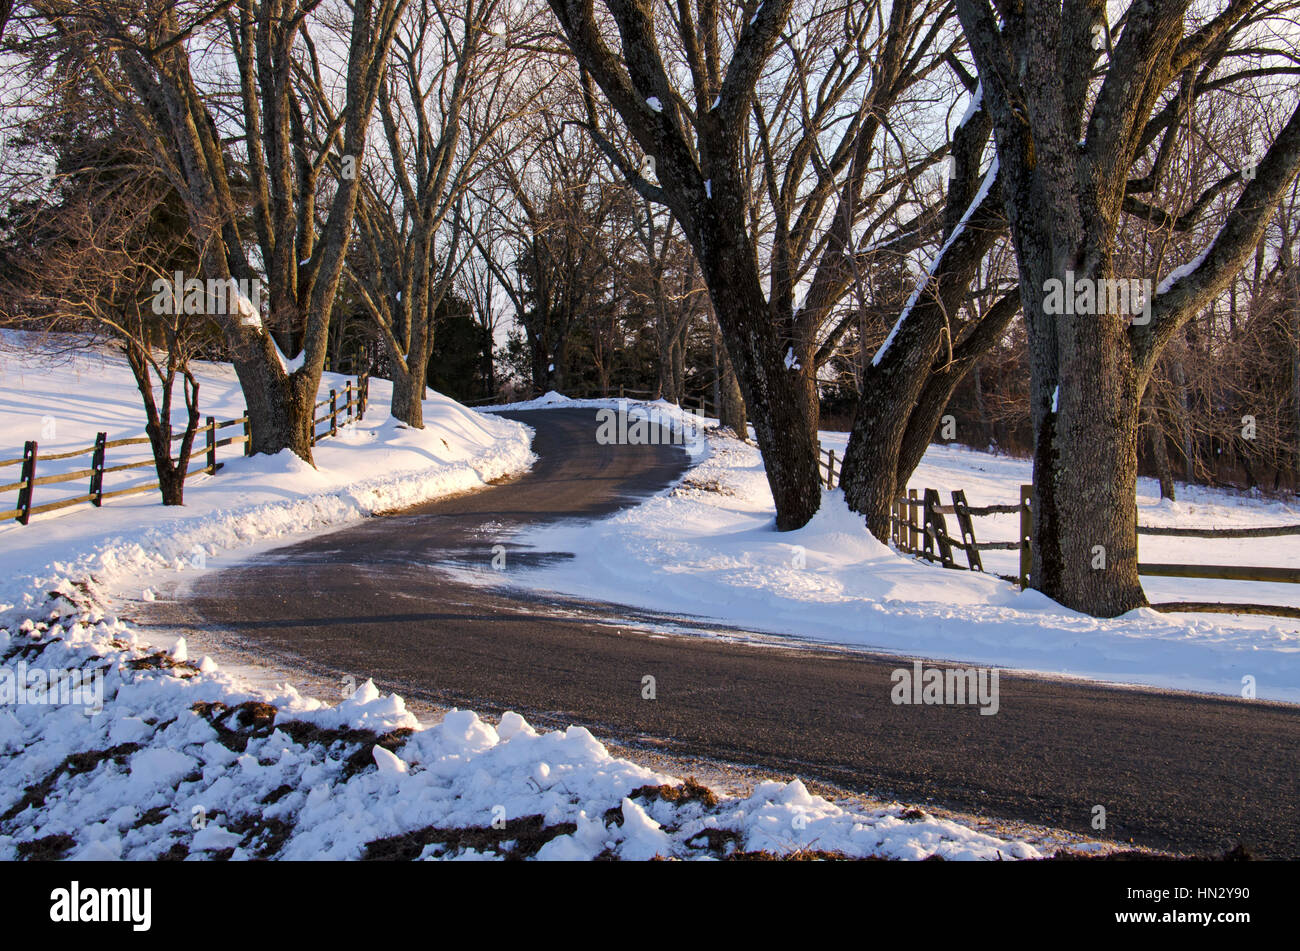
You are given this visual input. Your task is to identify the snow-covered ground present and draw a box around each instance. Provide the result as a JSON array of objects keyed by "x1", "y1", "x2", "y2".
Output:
[
  {"x1": 464, "y1": 401, "x2": 1300, "y2": 703},
  {"x1": 0, "y1": 334, "x2": 534, "y2": 621},
  {"x1": 0, "y1": 603, "x2": 1049, "y2": 861},
  {"x1": 1, "y1": 341, "x2": 1074, "y2": 860}
]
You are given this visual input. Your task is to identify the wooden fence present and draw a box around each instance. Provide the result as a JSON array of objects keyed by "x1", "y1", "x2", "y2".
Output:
[
  {"x1": 817, "y1": 450, "x2": 1300, "y2": 617},
  {"x1": 887, "y1": 482, "x2": 1300, "y2": 617},
  {"x1": 886, "y1": 484, "x2": 1034, "y2": 586},
  {"x1": 1, "y1": 375, "x2": 368, "y2": 526}
]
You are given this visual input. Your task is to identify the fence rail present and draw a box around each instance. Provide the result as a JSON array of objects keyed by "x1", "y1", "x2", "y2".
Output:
[
  {"x1": 1, "y1": 375, "x2": 368, "y2": 526},
  {"x1": 872, "y1": 475, "x2": 1300, "y2": 617}
]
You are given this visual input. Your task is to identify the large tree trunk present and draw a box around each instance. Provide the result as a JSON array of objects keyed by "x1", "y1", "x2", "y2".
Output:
[
  {"x1": 1021, "y1": 258, "x2": 1147, "y2": 617},
  {"x1": 840, "y1": 97, "x2": 1004, "y2": 536},
  {"x1": 698, "y1": 236, "x2": 820, "y2": 531},
  {"x1": 231, "y1": 352, "x2": 314, "y2": 460},
  {"x1": 385, "y1": 280, "x2": 433, "y2": 429},
  {"x1": 956, "y1": 0, "x2": 1300, "y2": 616},
  {"x1": 840, "y1": 185, "x2": 1006, "y2": 537},
  {"x1": 657, "y1": 337, "x2": 677, "y2": 402},
  {"x1": 389, "y1": 363, "x2": 426, "y2": 429},
  {"x1": 840, "y1": 345, "x2": 936, "y2": 538}
]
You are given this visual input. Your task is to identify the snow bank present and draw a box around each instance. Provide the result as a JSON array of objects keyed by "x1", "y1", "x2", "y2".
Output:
[{"x1": 0, "y1": 599, "x2": 1045, "y2": 861}]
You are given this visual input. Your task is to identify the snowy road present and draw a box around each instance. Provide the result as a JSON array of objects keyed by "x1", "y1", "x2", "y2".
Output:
[{"x1": 151, "y1": 408, "x2": 1300, "y2": 858}]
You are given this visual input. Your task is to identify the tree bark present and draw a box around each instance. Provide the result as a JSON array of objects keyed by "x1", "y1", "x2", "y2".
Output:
[
  {"x1": 895, "y1": 291, "x2": 1022, "y2": 487},
  {"x1": 698, "y1": 230, "x2": 820, "y2": 529},
  {"x1": 389, "y1": 363, "x2": 426, "y2": 429}
]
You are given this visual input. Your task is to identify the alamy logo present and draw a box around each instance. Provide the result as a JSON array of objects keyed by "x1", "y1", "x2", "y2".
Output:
[
  {"x1": 1043, "y1": 270, "x2": 1151, "y2": 325},
  {"x1": 595, "y1": 402, "x2": 705, "y2": 447},
  {"x1": 890, "y1": 660, "x2": 1000, "y2": 715},
  {"x1": 1, "y1": 663, "x2": 103, "y2": 714},
  {"x1": 151, "y1": 271, "x2": 263, "y2": 322},
  {"x1": 50, "y1": 882, "x2": 151, "y2": 931}
]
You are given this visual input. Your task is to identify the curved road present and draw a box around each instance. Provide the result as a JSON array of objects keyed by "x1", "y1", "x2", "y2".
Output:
[{"x1": 168, "y1": 408, "x2": 1300, "y2": 858}]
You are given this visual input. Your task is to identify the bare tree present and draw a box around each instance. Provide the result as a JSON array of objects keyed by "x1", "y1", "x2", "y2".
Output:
[
  {"x1": 547, "y1": 0, "x2": 966, "y2": 528},
  {"x1": 474, "y1": 115, "x2": 627, "y2": 394},
  {"x1": 27, "y1": 0, "x2": 407, "y2": 462},
  {"x1": 342, "y1": 0, "x2": 552, "y2": 426},
  {"x1": 957, "y1": 0, "x2": 1300, "y2": 615},
  {"x1": 0, "y1": 121, "x2": 211, "y2": 504}
]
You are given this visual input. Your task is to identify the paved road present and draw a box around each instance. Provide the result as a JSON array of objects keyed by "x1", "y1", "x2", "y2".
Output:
[{"x1": 173, "y1": 408, "x2": 1300, "y2": 858}]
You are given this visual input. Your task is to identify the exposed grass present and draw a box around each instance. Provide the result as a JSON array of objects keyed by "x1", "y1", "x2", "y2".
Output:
[
  {"x1": 15, "y1": 832, "x2": 76, "y2": 860},
  {"x1": 1, "y1": 742, "x2": 142, "y2": 822},
  {"x1": 628, "y1": 776, "x2": 719, "y2": 809}
]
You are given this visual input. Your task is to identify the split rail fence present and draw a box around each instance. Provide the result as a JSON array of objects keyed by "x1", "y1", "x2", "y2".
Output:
[
  {"x1": 1, "y1": 376, "x2": 368, "y2": 526},
  {"x1": 819, "y1": 444, "x2": 1300, "y2": 618}
]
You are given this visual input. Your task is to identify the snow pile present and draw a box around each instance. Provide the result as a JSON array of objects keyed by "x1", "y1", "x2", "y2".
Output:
[
  {"x1": 0, "y1": 594, "x2": 1043, "y2": 861},
  {"x1": 0, "y1": 335, "x2": 535, "y2": 620},
  {"x1": 455, "y1": 428, "x2": 1300, "y2": 702}
]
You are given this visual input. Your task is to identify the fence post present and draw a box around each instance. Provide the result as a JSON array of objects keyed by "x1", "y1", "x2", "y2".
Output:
[
  {"x1": 952, "y1": 489, "x2": 983, "y2": 572},
  {"x1": 345, "y1": 381, "x2": 353, "y2": 424},
  {"x1": 1019, "y1": 484, "x2": 1033, "y2": 588},
  {"x1": 329, "y1": 389, "x2": 338, "y2": 438},
  {"x1": 923, "y1": 487, "x2": 955, "y2": 567},
  {"x1": 908, "y1": 488, "x2": 919, "y2": 552},
  {"x1": 16, "y1": 441, "x2": 37, "y2": 525},
  {"x1": 206, "y1": 416, "x2": 217, "y2": 473},
  {"x1": 243, "y1": 411, "x2": 252, "y2": 456},
  {"x1": 90, "y1": 432, "x2": 107, "y2": 507},
  {"x1": 827, "y1": 449, "x2": 836, "y2": 490},
  {"x1": 358, "y1": 374, "x2": 368, "y2": 420}
]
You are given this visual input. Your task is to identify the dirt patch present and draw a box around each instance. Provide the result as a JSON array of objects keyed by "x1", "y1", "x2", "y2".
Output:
[
  {"x1": 628, "y1": 776, "x2": 719, "y2": 809},
  {"x1": 128, "y1": 651, "x2": 200, "y2": 676},
  {"x1": 191, "y1": 700, "x2": 281, "y2": 753},
  {"x1": 676, "y1": 477, "x2": 734, "y2": 496},
  {"x1": 157, "y1": 841, "x2": 190, "y2": 861},
  {"x1": 191, "y1": 702, "x2": 413, "y2": 773},
  {"x1": 339, "y1": 729, "x2": 415, "y2": 781},
  {"x1": 362, "y1": 814, "x2": 578, "y2": 861},
  {"x1": 685, "y1": 827, "x2": 743, "y2": 853},
  {"x1": 224, "y1": 813, "x2": 296, "y2": 859},
  {"x1": 133, "y1": 805, "x2": 170, "y2": 829},
  {"x1": 724, "y1": 849, "x2": 884, "y2": 861},
  {"x1": 1, "y1": 742, "x2": 142, "y2": 822},
  {"x1": 15, "y1": 833, "x2": 77, "y2": 860},
  {"x1": 1047, "y1": 843, "x2": 1253, "y2": 861},
  {"x1": 260, "y1": 784, "x2": 294, "y2": 806}
]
